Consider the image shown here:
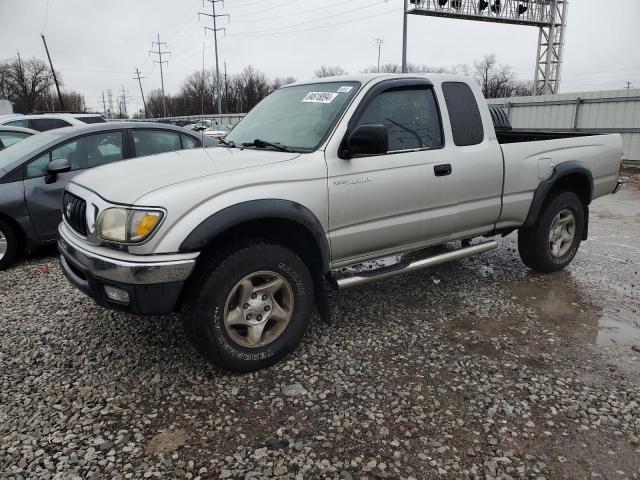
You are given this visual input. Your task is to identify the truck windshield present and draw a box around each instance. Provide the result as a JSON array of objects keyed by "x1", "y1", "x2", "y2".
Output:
[{"x1": 226, "y1": 81, "x2": 360, "y2": 152}]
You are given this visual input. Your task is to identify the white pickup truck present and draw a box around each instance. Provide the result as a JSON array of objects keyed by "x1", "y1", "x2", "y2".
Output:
[{"x1": 57, "y1": 74, "x2": 623, "y2": 371}]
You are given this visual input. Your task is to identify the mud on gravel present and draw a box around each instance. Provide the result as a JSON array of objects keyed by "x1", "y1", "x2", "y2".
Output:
[{"x1": 1, "y1": 180, "x2": 639, "y2": 479}]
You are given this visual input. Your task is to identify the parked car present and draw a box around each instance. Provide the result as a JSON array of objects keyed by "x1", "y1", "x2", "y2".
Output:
[
  {"x1": 0, "y1": 125, "x2": 37, "y2": 151},
  {"x1": 0, "y1": 122, "x2": 216, "y2": 269},
  {"x1": 204, "y1": 124, "x2": 232, "y2": 139},
  {"x1": 57, "y1": 74, "x2": 622, "y2": 372},
  {"x1": 0, "y1": 112, "x2": 106, "y2": 132}
]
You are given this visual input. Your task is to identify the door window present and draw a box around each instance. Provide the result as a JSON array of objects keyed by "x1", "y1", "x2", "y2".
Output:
[
  {"x1": 25, "y1": 131, "x2": 123, "y2": 178},
  {"x1": 181, "y1": 134, "x2": 200, "y2": 149},
  {"x1": 0, "y1": 131, "x2": 31, "y2": 150},
  {"x1": 31, "y1": 118, "x2": 72, "y2": 132},
  {"x1": 132, "y1": 130, "x2": 182, "y2": 157},
  {"x1": 355, "y1": 86, "x2": 443, "y2": 152}
]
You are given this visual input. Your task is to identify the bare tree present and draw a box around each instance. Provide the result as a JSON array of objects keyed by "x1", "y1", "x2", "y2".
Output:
[
  {"x1": 473, "y1": 54, "x2": 532, "y2": 98},
  {"x1": 361, "y1": 63, "x2": 448, "y2": 74},
  {"x1": 314, "y1": 65, "x2": 346, "y2": 78},
  {"x1": 271, "y1": 76, "x2": 297, "y2": 90},
  {"x1": 1, "y1": 56, "x2": 58, "y2": 112}
]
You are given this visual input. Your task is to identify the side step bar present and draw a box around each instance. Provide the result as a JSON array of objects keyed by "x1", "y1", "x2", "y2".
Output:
[{"x1": 334, "y1": 240, "x2": 498, "y2": 290}]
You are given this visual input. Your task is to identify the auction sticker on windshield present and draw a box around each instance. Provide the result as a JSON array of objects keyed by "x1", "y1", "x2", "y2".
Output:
[{"x1": 302, "y1": 92, "x2": 339, "y2": 103}]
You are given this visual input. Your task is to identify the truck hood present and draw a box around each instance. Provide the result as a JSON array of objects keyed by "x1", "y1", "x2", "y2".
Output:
[{"x1": 71, "y1": 147, "x2": 300, "y2": 204}]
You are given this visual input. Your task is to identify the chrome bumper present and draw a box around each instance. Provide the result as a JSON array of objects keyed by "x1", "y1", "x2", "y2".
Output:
[{"x1": 58, "y1": 229, "x2": 196, "y2": 285}]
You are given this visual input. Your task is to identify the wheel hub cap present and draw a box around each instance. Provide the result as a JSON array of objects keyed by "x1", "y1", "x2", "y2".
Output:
[
  {"x1": 548, "y1": 208, "x2": 576, "y2": 258},
  {"x1": 223, "y1": 271, "x2": 294, "y2": 348}
]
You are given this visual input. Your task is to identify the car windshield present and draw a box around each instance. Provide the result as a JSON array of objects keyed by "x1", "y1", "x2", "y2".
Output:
[
  {"x1": 225, "y1": 81, "x2": 360, "y2": 151},
  {"x1": 0, "y1": 131, "x2": 63, "y2": 171}
]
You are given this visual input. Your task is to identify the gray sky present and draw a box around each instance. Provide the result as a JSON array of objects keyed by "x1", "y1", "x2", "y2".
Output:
[{"x1": 1, "y1": 0, "x2": 639, "y2": 114}]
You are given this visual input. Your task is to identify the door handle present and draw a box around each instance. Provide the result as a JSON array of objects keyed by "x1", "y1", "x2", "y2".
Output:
[{"x1": 434, "y1": 164, "x2": 452, "y2": 177}]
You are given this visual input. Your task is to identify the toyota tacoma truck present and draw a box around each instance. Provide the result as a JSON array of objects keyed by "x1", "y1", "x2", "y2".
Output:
[{"x1": 57, "y1": 74, "x2": 623, "y2": 371}]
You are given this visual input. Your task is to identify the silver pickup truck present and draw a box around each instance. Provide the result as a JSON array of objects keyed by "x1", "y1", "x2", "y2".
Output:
[{"x1": 57, "y1": 74, "x2": 622, "y2": 371}]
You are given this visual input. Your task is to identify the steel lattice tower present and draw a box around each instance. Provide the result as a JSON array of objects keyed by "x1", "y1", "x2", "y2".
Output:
[{"x1": 404, "y1": 0, "x2": 569, "y2": 95}]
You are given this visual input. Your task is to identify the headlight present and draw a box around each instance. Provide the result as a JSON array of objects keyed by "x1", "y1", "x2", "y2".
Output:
[{"x1": 96, "y1": 208, "x2": 164, "y2": 243}]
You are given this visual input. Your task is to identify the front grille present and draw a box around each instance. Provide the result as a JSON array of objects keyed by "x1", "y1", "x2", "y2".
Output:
[{"x1": 63, "y1": 191, "x2": 88, "y2": 236}]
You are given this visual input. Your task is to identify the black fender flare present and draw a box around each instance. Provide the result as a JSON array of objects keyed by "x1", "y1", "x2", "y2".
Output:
[
  {"x1": 522, "y1": 160, "x2": 593, "y2": 230},
  {"x1": 179, "y1": 199, "x2": 331, "y2": 272}
]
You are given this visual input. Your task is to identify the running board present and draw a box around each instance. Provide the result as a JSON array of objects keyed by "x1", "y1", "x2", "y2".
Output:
[{"x1": 333, "y1": 240, "x2": 498, "y2": 290}]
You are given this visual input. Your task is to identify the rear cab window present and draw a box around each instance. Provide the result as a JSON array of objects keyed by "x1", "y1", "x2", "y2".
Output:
[
  {"x1": 442, "y1": 82, "x2": 484, "y2": 146},
  {"x1": 181, "y1": 135, "x2": 200, "y2": 149}
]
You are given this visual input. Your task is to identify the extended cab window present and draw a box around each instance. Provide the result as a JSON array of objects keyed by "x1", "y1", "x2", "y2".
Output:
[
  {"x1": 442, "y1": 82, "x2": 484, "y2": 146},
  {"x1": 132, "y1": 130, "x2": 182, "y2": 157},
  {"x1": 355, "y1": 86, "x2": 443, "y2": 152}
]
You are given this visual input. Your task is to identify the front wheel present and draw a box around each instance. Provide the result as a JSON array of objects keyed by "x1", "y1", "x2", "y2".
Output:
[
  {"x1": 183, "y1": 242, "x2": 314, "y2": 372},
  {"x1": 0, "y1": 219, "x2": 18, "y2": 271},
  {"x1": 518, "y1": 191, "x2": 585, "y2": 273}
]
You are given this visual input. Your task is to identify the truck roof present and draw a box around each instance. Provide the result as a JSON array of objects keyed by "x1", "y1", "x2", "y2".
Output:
[{"x1": 289, "y1": 72, "x2": 474, "y2": 87}]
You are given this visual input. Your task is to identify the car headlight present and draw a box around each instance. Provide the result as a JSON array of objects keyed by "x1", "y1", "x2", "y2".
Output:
[{"x1": 96, "y1": 208, "x2": 164, "y2": 243}]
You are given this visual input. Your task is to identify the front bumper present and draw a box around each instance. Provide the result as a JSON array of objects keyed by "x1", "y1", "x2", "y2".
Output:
[{"x1": 58, "y1": 229, "x2": 197, "y2": 315}]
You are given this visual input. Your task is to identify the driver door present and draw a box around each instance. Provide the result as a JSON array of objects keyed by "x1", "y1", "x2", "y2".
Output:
[{"x1": 327, "y1": 80, "x2": 451, "y2": 263}]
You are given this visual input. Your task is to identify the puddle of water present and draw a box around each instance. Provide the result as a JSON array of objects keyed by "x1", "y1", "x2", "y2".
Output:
[{"x1": 508, "y1": 275, "x2": 640, "y2": 347}]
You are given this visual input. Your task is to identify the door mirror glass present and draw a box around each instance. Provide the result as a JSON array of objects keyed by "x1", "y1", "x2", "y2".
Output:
[
  {"x1": 45, "y1": 157, "x2": 71, "y2": 184},
  {"x1": 345, "y1": 124, "x2": 388, "y2": 158}
]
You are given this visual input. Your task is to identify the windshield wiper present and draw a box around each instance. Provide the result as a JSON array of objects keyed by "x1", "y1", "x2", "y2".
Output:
[
  {"x1": 242, "y1": 138, "x2": 294, "y2": 152},
  {"x1": 217, "y1": 137, "x2": 236, "y2": 148}
]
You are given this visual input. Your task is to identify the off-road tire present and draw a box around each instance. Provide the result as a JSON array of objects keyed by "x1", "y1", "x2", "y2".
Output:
[
  {"x1": 183, "y1": 241, "x2": 314, "y2": 372},
  {"x1": 518, "y1": 191, "x2": 585, "y2": 273},
  {"x1": 0, "y1": 219, "x2": 18, "y2": 271}
]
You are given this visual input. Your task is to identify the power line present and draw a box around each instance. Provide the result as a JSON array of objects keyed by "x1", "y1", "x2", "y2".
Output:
[
  {"x1": 230, "y1": 0, "x2": 389, "y2": 35},
  {"x1": 149, "y1": 34, "x2": 171, "y2": 117},
  {"x1": 228, "y1": 6, "x2": 401, "y2": 37},
  {"x1": 231, "y1": 0, "x2": 352, "y2": 22}
]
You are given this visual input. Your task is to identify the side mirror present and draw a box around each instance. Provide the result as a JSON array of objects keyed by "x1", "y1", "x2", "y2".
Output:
[
  {"x1": 344, "y1": 124, "x2": 388, "y2": 158},
  {"x1": 45, "y1": 158, "x2": 71, "y2": 184}
]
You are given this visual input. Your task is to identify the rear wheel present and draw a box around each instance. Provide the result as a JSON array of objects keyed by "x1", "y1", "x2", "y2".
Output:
[
  {"x1": 183, "y1": 242, "x2": 314, "y2": 372},
  {"x1": 518, "y1": 191, "x2": 584, "y2": 273},
  {"x1": 0, "y1": 219, "x2": 18, "y2": 270}
]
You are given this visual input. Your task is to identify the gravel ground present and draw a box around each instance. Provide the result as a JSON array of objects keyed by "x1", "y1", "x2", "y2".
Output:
[{"x1": 1, "y1": 180, "x2": 639, "y2": 480}]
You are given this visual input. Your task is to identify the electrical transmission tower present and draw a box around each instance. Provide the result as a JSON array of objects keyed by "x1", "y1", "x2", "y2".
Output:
[
  {"x1": 107, "y1": 89, "x2": 114, "y2": 119},
  {"x1": 119, "y1": 85, "x2": 129, "y2": 117},
  {"x1": 375, "y1": 38, "x2": 384, "y2": 72},
  {"x1": 403, "y1": 0, "x2": 569, "y2": 95},
  {"x1": 199, "y1": 0, "x2": 230, "y2": 114},
  {"x1": 133, "y1": 67, "x2": 148, "y2": 118},
  {"x1": 149, "y1": 34, "x2": 170, "y2": 117}
]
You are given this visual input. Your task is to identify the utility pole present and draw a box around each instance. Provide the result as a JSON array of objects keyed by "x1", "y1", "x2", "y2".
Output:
[
  {"x1": 149, "y1": 34, "x2": 170, "y2": 118},
  {"x1": 401, "y1": 0, "x2": 409, "y2": 73},
  {"x1": 625, "y1": 81, "x2": 632, "y2": 90},
  {"x1": 101, "y1": 91, "x2": 107, "y2": 118},
  {"x1": 375, "y1": 38, "x2": 384, "y2": 72},
  {"x1": 40, "y1": 35, "x2": 65, "y2": 110},
  {"x1": 200, "y1": 0, "x2": 229, "y2": 114},
  {"x1": 133, "y1": 67, "x2": 148, "y2": 118}
]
